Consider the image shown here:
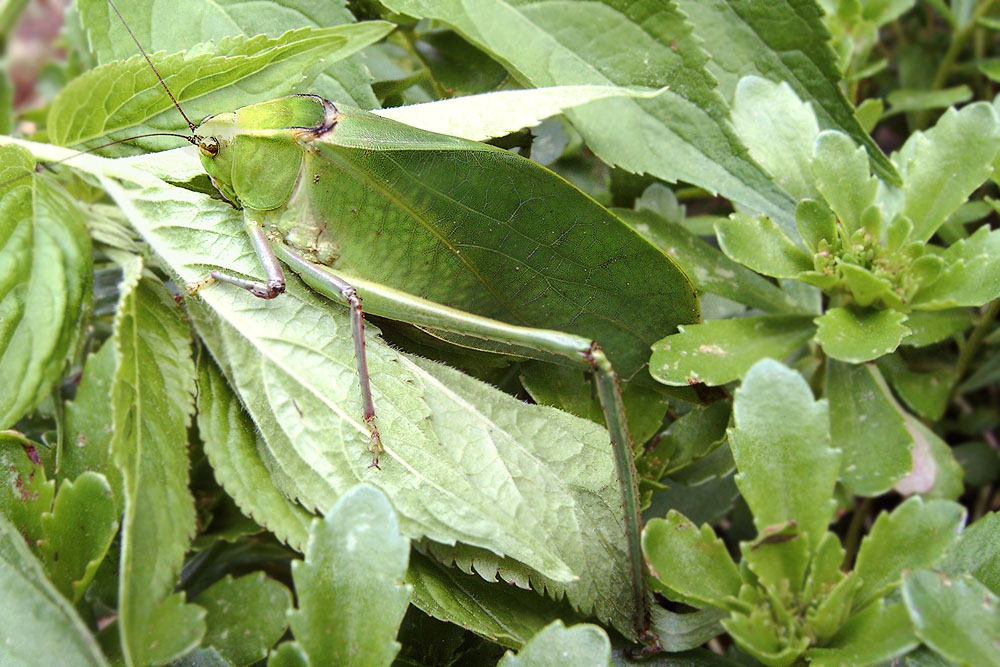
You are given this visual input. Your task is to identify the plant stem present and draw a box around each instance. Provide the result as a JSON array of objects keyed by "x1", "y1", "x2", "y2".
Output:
[
  {"x1": 929, "y1": 0, "x2": 999, "y2": 93},
  {"x1": 954, "y1": 298, "x2": 1000, "y2": 384},
  {"x1": 842, "y1": 497, "x2": 873, "y2": 569}
]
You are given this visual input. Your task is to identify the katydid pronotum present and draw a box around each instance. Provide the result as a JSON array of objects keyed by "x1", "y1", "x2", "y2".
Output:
[{"x1": 31, "y1": 0, "x2": 699, "y2": 647}]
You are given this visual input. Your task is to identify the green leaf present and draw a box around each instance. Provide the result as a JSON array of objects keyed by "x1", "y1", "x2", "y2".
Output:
[
  {"x1": 650, "y1": 607, "x2": 727, "y2": 653},
  {"x1": 49, "y1": 22, "x2": 394, "y2": 152},
  {"x1": 729, "y1": 359, "x2": 839, "y2": 552},
  {"x1": 814, "y1": 306, "x2": 910, "y2": 363},
  {"x1": 406, "y1": 550, "x2": 584, "y2": 651},
  {"x1": 416, "y1": 29, "x2": 509, "y2": 96},
  {"x1": 676, "y1": 0, "x2": 898, "y2": 184},
  {"x1": 196, "y1": 355, "x2": 313, "y2": 551},
  {"x1": 741, "y1": 525, "x2": 812, "y2": 600},
  {"x1": 912, "y1": 226, "x2": 1000, "y2": 309},
  {"x1": 639, "y1": 400, "x2": 731, "y2": 481},
  {"x1": 716, "y1": 214, "x2": 813, "y2": 278},
  {"x1": 496, "y1": 620, "x2": 610, "y2": 667},
  {"x1": 885, "y1": 85, "x2": 973, "y2": 116},
  {"x1": 0, "y1": 512, "x2": 109, "y2": 666},
  {"x1": 38, "y1": 472, "x2": 118, "y2": 604},
  {"x1": 111, "y1": 261, "x2": 203, "y2": 666},
  {"x1": 377, "y1": 85, "x2": 668, "y2": 141},
  {"x1": 287, "y1": 484, "x2": 411, "y2": 666},
  {"x1": 196, "y1": 573, "x2": 293, "y2": 666},
  {"x1": 807, "y1": 601, "x2": 917, "y2": 666},
  {"x1": 730, "y1": 76, "x2": 820, "y2": 202},
  {"x1": 60, "y1": 340, "x2": 123, "y2": 506},
  {"x1": 796, "y1": 199, "x2": 837, "y2": 253},
  {"x1": 642, "y1": 510, "x2": 742, "y2": 610},
  {"x1": 0, "y1": 145, "x2": 92, "y2": 429},
  {"x1": 901, "y1": 308, "x2": 974, "y2": 347},
  {"x1": 649, "y1": 315, "x2": 816, "y2": 386},
  {"x1": 616, "y1": 208, "x2": 803, "y2": 314},
  {"x1": 895, "y1": 103, "x2": 1000, "y2": 242},
  {"x1": 939, "y1": 512, "x2": 1000, "y2": 595},
  {"x1": 77, "y1": 0, "x2": 380, "y2": 108},
  {"x1": 903, "y1": 570, "x2": 1000, "y2": 667},
  {"x1": 519, "y1": 362, "x2": 669, "y2": 445},
  {"x1": 379, "y1": 0, "x2": 798, "y2": 228},
  {"x1": 826, "y1": 361, "x2": 914, "y2": 496},
  {"x1": 811, "y1": 131, "x2": 879, "y2": 237},
  {"x1": 878, "y1": 355, "x2": 956, "y2": 420},
  {"x1": 853, "y1": 497, "x2": 966, "y2": 610},
  {"x1": 0, "y1": 435, "x2": 54, "y2": 545}
]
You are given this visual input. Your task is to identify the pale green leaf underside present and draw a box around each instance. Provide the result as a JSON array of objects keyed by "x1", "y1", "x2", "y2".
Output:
[
  {"x1": 0, "y1": 138, "x2": 638, "y2": 636},
  {"x1": 376, "y1": 85, "x2": 666, "y2": 141}
]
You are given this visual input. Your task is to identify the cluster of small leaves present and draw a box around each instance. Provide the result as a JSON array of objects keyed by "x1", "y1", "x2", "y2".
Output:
[
  {"x1": 643, "y1": 360, "x2": 997, "y2": 666},
  {"x1": 2, "y1": 0, "x2": 1000, "y2": 665}
]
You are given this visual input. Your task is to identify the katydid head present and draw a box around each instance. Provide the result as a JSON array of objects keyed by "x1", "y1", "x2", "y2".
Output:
[{"x1": 193, "y1": 96, "x2": 338, "y2": 211}]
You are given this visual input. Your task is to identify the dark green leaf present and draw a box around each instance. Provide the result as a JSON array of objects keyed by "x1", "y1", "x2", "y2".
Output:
[
  {"x1": 676, "y1": 0, "x2": 898, "y2": 184},
  {"x1": 49, "y1": 22, "x2": 393, "y2": 152},
  {"x1": 939, "y1": 512, "x2": 1000, "y2": 595},
  {"x1": 77, "y1": 0, "x2": 380, "y2": 108},
  {"x1": 380, "y1": 0, "x2": 799, "y2": 228},
  {"x1": 197, "y1": 573, "x2": 293, "y2": 666},
  {"x1": 0, "y1": 435, "x2": 53, "y2": 546}
]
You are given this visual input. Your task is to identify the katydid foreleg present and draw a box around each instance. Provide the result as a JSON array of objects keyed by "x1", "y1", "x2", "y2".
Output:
[
  {"x1": 189, "y1": 214, "x2": 285, "y2": 299},
  {"x1": 273, "y1": 243, "x2": 651, "y2": 641}
]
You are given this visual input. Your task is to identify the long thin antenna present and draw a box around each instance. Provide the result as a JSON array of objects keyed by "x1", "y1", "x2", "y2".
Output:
[
  {"x1": 106, "y1": 0, "x2": 198, "y2": 134},
  {"x1": 0, "y1": 132, "x2": 196, "y2": 192}
]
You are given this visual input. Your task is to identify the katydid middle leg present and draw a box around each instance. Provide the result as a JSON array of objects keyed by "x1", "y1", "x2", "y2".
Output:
[
  {"x1": 188, "y1": 212, "x2": 384, "y2": 468},
  {"x1": 273, "y1": 243, "x2": 652, "y2": 644}
]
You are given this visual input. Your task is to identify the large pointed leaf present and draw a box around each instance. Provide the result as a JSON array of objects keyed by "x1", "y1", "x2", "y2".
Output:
[
  {"x1": 1, "y1": 138, "x2": 645, "y2": 638},
  {"x1": 111, "y1": 259, "x2": 204, "y2": 665},
  {"x1": 0, "y1": 145, "x2": 91, "y2": 429},
  {"x1": 49, "y1": 21, "x2": 393, "y2": 153},
  {"x1": 77, "y1": 0, "x2": 379, "y2": 108},
  {"x1": 380, "y1": 0, "x2": 798, "y2": 228}
]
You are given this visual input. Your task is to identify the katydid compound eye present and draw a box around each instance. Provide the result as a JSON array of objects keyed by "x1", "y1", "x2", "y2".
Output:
[{"x1": 198, "y1": 137, "x2": 220, "y2": 158}]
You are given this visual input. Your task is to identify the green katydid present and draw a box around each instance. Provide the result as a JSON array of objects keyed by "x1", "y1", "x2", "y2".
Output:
[{"x1": 20, "y1": 0, "x2": 699, "y2": 645}]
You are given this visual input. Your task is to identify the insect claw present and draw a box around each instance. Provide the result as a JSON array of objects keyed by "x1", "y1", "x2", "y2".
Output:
[
  {"x1": 366, "y1": 418, "x2": 384, "y2": 470},
  {"x1": 186, "y1": 275, "x2": 215, "y2": 296}
]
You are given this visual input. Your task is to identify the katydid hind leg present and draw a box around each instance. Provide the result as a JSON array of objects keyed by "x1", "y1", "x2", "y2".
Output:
[
  {"x1": 280, "y1": 246, "x2": 384, "y2": 469},
  {"x1": 188, "y1": 214, "x2": 285, "y2": 299}
]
